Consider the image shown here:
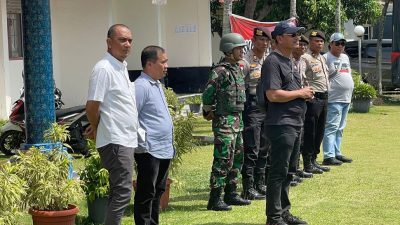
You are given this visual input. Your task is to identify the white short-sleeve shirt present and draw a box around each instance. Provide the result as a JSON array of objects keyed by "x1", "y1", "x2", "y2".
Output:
[{"x1": 87, "y1": 52, "x2": 138, "y2": 148}]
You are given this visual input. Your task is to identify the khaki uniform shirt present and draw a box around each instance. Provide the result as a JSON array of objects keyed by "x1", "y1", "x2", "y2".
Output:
[
  {"x1": 301, "y1": 51, "x2": 330, "y2": 92},
  {"x1": 242, "y1": 50, "x2": 268, "y2": 95}
]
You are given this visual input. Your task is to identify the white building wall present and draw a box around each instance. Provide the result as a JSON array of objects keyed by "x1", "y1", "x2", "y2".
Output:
[
  {"x1": 111, "y1": 0, "x2": 160, "y2": 70},
  {"x1": 0, "y1": 0, "x2": 212, "y2": 118},
  {"x1": 51, "y1": 0, "x2": 111, "y2": 107},
  {"x1": 0, "y1": 0, "x2": 8, "y2": 118},
  {"x1": 0, "y1": 0, "x2": 23, "y2": 118},
  {"x1": 164, "y1": 0, "x2": 212, "y2": 67}
]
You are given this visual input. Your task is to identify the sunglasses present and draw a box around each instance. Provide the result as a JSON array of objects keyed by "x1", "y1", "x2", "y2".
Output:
[
  {"x1": 282, "y1": 33, "x2": 301, "y2": 38},
  {"x1": 334, "y1": 41, "x2": 346, "y2": 46}
]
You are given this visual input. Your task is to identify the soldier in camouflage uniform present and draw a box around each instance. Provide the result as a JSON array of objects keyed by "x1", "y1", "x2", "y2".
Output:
[
  {"x1": 203, "y1": 33, "x2": 251, "y2": 211},
  {"x1": 241, "y1": 27, "x2": 271, "y2": 200}
]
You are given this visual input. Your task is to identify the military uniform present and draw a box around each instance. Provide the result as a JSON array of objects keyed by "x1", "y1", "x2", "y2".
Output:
[
  {"x1": 300, "y1": 30, "x2": 331, "y2": 174},
  {"x1": 241, "y1": 49, "x2": 269, "y2": 198},
  {"x1": 203, "y1": 60, "x2": 246, "y2": 189},
  {"x1": 204, "y1": 32, "x2": 250, "y2": 211}
]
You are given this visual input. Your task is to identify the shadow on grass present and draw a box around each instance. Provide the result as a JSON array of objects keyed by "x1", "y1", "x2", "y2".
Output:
[
  {"x1": 124, "y1": 203, "x2": 134, "y2": 217},
  {"x1": 164, "y1": 203, "x2": 207, "y2": 212},
  {"x1": 170, "y1": 192, "x2": 209, "y2": 203},
  {"x1": 195, "y1": 223, "x2": 260, "y2": 225}
]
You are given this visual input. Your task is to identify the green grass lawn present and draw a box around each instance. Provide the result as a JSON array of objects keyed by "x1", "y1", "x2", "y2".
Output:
[{"x1": 3, "y1": 105, "x2": 400, "y2": 225}]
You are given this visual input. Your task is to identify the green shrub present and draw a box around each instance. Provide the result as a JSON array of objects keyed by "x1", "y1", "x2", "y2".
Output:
[
  {"x1": 352, "y1": 70, "x2": 362, "y2": 86},
  {"x1": 185, "y1": 95, "x2": 202, "y2": 105},
  {"x1": 163, "y1": 86, "x2": 196, "y2": 177},
  {"x1": 12, "y1": 124, "x2": 83, "y2": 211},
  {"x1": 79, "y1": 139, "x2": 109, "y2": 202},
  {"x1": 0, "y1": 163, "x2": 26, "y2": 225},
  {"x1": 353, "y1": 82, "x2": 377, "y2": 100},
  {"x1": 0, "y1": 119, "x2": 7, "y2": 128}
]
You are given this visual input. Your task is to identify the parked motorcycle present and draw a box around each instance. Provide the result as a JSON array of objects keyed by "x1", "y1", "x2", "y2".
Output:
[{"x1": 0, "y1": 91, "x2": 89, "y2": 156}]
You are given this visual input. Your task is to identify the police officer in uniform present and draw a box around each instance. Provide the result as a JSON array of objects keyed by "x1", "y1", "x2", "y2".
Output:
[
  {"x1": 300, "y1": 30, "x2": 331, "y2": 174},
  {"x1": 203, "y1": 33, "x2": 251, "y2": 211},
  {"x1": 241, "y1": 27, "x2": 271, "y2": 200}
]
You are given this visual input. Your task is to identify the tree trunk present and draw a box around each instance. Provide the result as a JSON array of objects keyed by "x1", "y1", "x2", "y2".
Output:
[
  {"x1": 290, "y1": 0, "x2": 297, "y2": 18},
  {"x1": 335, "y1": 0, "x2": 341, "y2": 32},
  {"x1": 222, "y1": 0, "x2": 233, "y2": 35},
  {"x1": 255, "y1": 2, "x2": 274, "y2": 21},
  {"x1": 376, "y1": 0, "x2": 390, "y2": 95},
  {"x1": 244, "y1": 0, "x2": 257, "y2": 19}
]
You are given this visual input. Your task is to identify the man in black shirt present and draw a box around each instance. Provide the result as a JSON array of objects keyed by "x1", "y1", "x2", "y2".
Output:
[{"x1": 262, "y1": 21, "x2": 313, "y2": 225}]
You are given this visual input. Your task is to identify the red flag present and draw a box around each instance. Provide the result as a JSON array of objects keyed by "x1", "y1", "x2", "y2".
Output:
[
  {"x1": 391, "y1": 52, "x2": 400, "y2": 63},
  {"x1": 229, "y1": 14, "x2": 297, "y2": 40}
]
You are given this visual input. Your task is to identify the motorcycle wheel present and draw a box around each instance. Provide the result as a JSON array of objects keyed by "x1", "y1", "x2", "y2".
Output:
[{"x1": 0, "y1": 130, "x2": 25, "y2": 156}]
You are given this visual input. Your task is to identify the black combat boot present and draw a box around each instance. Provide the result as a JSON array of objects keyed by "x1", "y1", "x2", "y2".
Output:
[
  {"x1": 254, "y1": 174, "x2": 267, "y2": 195},
  {"x1": 312, "y1": 157, "x2": 330, "y2": 172},
  {"x1": 241, "y1": 178, "x2": 265, "y2": 200},
  {"x1": 207, "y1": 187, "x2": 232, "y2": 211},
  {"x1": 224, "y1": 184, "x2": 251, "y2": 206},
  {"x1": 296, "y1": 169, "x2": 313, "y2": 178},
  {"x1": 303, "y1": 155, "x2": 323, "y2": 174}
]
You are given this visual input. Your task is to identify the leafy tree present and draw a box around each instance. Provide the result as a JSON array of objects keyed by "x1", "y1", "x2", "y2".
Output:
[{"x1": 211, "y1": 0, "x2": 382, "y2": 36}]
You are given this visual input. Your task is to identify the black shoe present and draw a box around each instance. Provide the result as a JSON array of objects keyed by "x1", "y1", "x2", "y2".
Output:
[
  {"x1": 206, "y1": 197, "x2": 232, "y2": 211},
  {"x1": 266, "y1": 221, "x2": 288, "y2": 225},
  {"x1": 290, "y1": 180, "x2": 298, "y2": 187},
  {"x1": 255, "y1": 182, "x2": 267, "y2": 195},
  {"x1": 241, "y1": 187, "x2": 265, "y2": 200},
  {"x1": 296, "y1": 170, "x2": 313, "y2": 178},
  {"x1": 323, "y1": 157, "x2": 343, "y2": 166},
  {"x1": 336, "y1": 155, "x2": 353, "y2": 163},
  {"x1": 224, "y1": 193, "x2": 251, "y2": 206},
  {"x1": 207, "y1": 188, "x2": 232, "y2": 211},
  {"x1": 313, "y1": 159, "x2": 331, "y2": 172},
  {"x1": 304, "y1": 165, "x2": 323, "y2": 174},
  {"x1": 293, "y1": 175, "x2": 303, "y2": 183},
  {"x1": 282, "y1": 211, "x2": 308, "y2": 225}
]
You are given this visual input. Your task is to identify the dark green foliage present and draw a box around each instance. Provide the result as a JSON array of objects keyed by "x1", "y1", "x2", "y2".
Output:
[
  {"x1": 210, "y1": 0, "x2": 382, "y2": 36},
  {"x1": 352, "y1": 70, "x2": 377, "y2": 100},
  {"x1": 79, "y1": 140, "x2": 109, "y2": 202}
]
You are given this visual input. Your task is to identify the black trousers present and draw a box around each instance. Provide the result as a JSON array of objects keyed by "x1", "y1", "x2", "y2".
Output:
[
  {"x1": 242, "y1": 102, "x2": 269, "y2": 181},
  {"x1": 301, "y1": 97, "x2": 328, "y2": 159},
  {"x1": 134, "y1": 153, "x2": 170, "y2": 225},
  {"x1": 265, "y1": 125, "x2": 301, "y2": 224}
]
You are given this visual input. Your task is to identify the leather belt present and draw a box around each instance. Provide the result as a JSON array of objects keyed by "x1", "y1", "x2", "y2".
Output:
[{"x1": 314, "y1": 92, "x2": 328, "y2": 99}]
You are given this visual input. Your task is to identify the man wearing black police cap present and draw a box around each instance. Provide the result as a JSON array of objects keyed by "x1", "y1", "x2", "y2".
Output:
[
  {"x1": 300, "y1": 30, "x2": 331, "y2": 175},
  {"x1": 241, "y1": 27, "x2": 271, "y2": 200},
  {"x1": 263, "y1": 21, "x2": 311, "y2": 225},
  {"x1": 292, "y1": 34, "x2": 314, "y2": 181}
]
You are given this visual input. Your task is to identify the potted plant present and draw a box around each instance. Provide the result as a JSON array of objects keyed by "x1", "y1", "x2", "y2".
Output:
[
  {"x1": 352, "y1": 82, "x2": 377, "y2": 113},
  {"x1": 12, "y1": 123, "x2": 83, "y2": 225},
  {"x1": 79, "y1": 139, "x2": 109, "y2": 224},
  {"x1": 0, "y1": 163, "x2": 26, "y2": 225},
  {"x1": 185, "y1": 95, "x2": 202, "y2": 113}
]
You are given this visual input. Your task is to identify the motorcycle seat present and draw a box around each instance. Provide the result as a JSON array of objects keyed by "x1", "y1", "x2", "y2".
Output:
[{"x1": 56, "y1": 105, "x2": 85, "y2": 118}]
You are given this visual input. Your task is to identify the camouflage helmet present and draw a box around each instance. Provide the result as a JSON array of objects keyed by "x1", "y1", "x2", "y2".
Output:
[{"x1": 219, "y1": 33, "x2": 246, "y2": 53}]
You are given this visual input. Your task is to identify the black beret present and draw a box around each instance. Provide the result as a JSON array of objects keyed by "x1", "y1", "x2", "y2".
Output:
[
  {"x1": 300, "y1": 34, "x2": 309, "y2": 44},
  {"x1": 309, "y1": 30, "x2": 325, "y2": 41},
  {"x1": 253, "y1": 27, "x2": 272, "y2": 39}
]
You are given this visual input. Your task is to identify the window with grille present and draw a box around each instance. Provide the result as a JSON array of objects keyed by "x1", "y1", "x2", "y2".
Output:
[{"x1": 7, "y1": 13, "x2": 23, "y2": 59}]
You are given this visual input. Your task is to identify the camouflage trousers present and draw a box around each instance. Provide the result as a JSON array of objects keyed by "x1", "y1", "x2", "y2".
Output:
[{"x1": 209, "y1": 130, "x2": 244, "y2": 189}]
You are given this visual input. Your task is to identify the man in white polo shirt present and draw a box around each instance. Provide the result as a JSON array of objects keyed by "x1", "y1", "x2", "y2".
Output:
[{"x1": 86, "y1": 24, "x2": 138, "y2": 225}]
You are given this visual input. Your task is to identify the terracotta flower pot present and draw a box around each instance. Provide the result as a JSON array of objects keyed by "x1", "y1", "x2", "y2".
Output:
[{"x1": 29, "y1": 204, "x2": 79, "y2": 225}]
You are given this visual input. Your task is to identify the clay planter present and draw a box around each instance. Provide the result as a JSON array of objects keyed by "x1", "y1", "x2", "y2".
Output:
[
  {"x1": 28, "y1": 204, "x2": 79, "y2": 225},
  {"x1": 87, "y1": 197, "x2": 108, "y2": 224},
  {"x1": 133, "y1": 178, "x2": 172, "y2": 210}
]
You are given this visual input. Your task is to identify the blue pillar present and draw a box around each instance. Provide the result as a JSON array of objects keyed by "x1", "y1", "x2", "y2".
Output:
[{"x1": 22, "y1": 0, "x2": 55, "y2": 145}]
